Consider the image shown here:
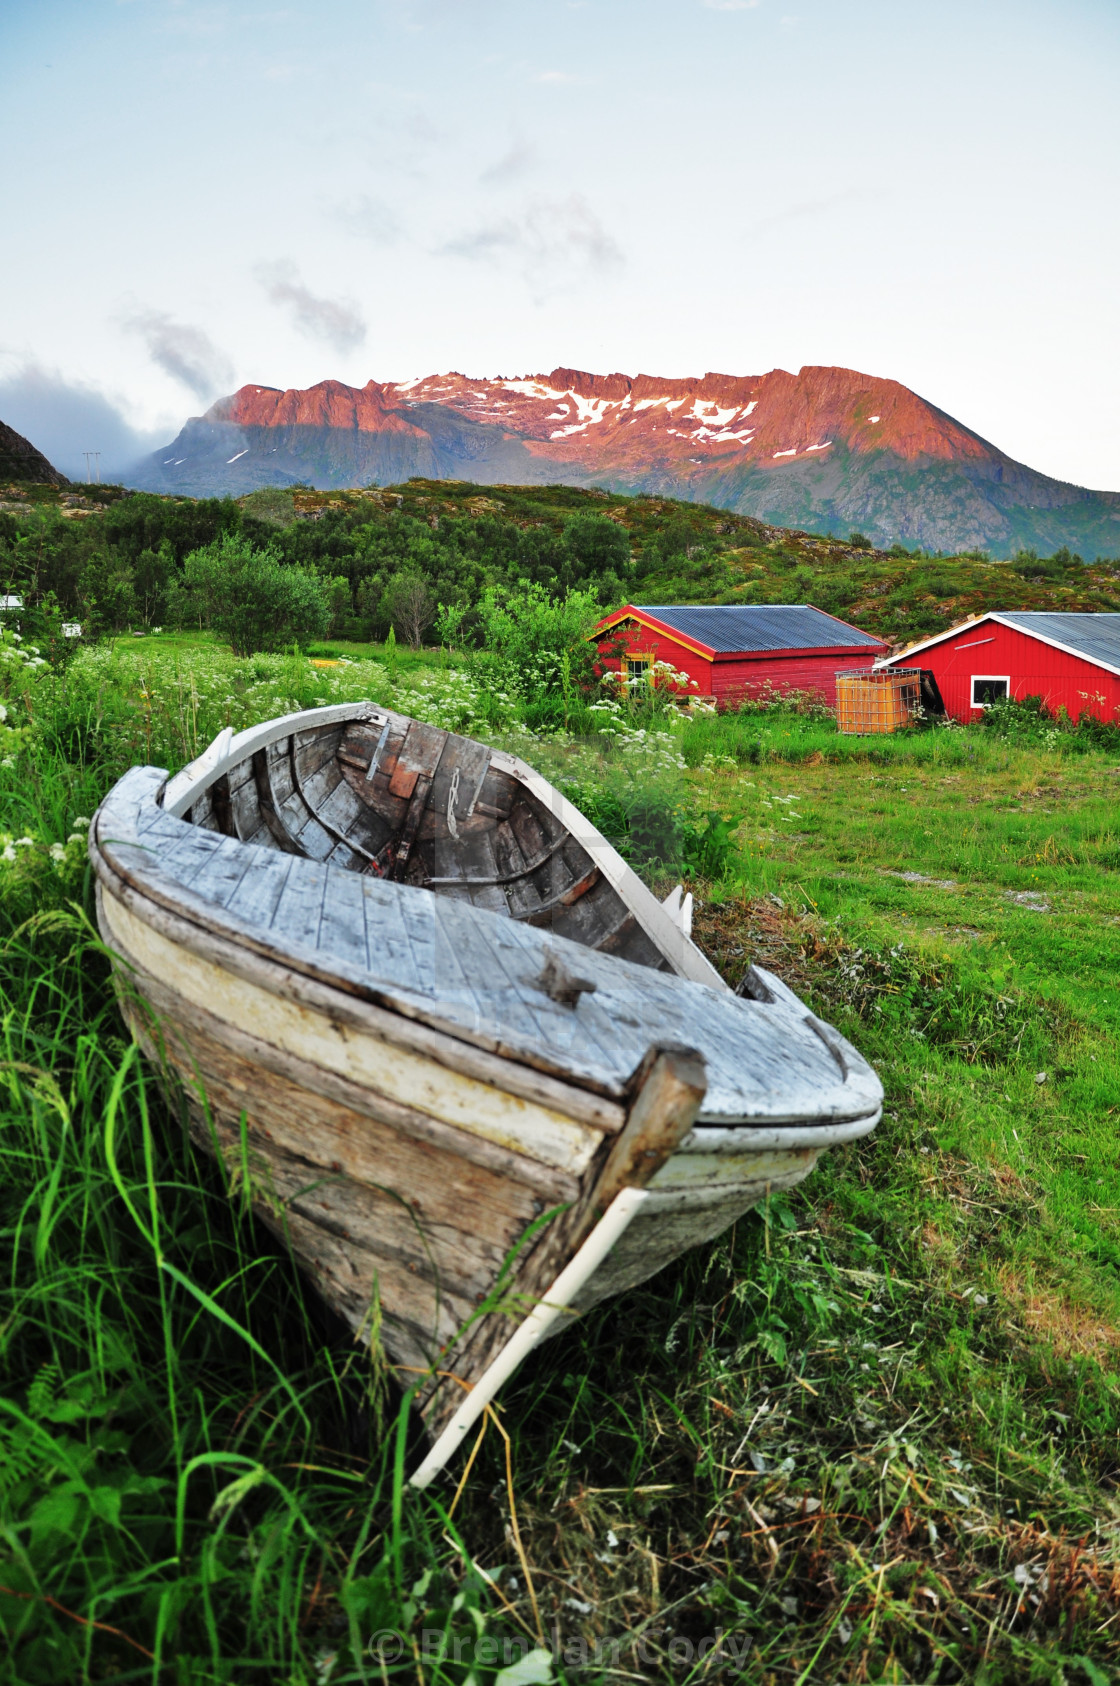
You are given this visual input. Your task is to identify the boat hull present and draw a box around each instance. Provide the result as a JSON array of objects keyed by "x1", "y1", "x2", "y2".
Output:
[{"x1": 97, "y1": 873, "x2": 822, "y2": 1438}]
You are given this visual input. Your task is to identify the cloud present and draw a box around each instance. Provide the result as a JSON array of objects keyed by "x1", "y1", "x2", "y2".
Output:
[
  {"x1": 442, "y1": 195, "x2": 623, "y2": 286},
  {"x1": 256, "y1": 260, "x2": 367, "y2": 352},
  {"x1": 533, "y1": 69, "x2": 581, "y2": 83},
  {"x1": 702, "y1": 0, "x2": 760, "y2": 9},
  {"x1": 747, "y1": 190, "x2": 862, "y2": 236},
  {"x1": 0, "y1": 363, "x2": 167, "y2": 482},
  {"x1": 121, "y1": 309, "x2": 234, "y2": 401},
  {"x1": 479, "y1": 139, "x2": 535, "y2": 186},
  {"x1": 335, "y1": 194, "x2": 403, "y2": 246}
]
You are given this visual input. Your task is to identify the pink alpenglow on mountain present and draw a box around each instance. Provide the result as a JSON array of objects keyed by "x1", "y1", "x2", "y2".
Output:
[{"x1": 135, "y1": 365, "x2": 1120, "y2": 558}]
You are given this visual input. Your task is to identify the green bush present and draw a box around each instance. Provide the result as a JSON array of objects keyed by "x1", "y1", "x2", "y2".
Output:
[
  {"x1": 978, "y1": 694, "x2": 1054, "y2": 742},
  {"x1": 173, "y1": 535, "x2": 331, "y2": 656},
  {"x1": 559, "y1": 778, "x2": 684, "y2": 869},
  {"x1": 472, "y1": 582, "x2": 602, "y2": 703},
  {"x1": 681, "y1": 810, "x2": 736, "y2": 879},
  {"x1": 1011, "y1": 545, "x2": 1083, "y2": 579}
]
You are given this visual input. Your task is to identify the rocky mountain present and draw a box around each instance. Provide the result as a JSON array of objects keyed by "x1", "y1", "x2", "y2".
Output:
[
  {"x1": 0, "y1": 419, "x2": 68, "y2": 487},
  {"x1": 131, "y1": 366, "x2": 1120, "y2": 558}
]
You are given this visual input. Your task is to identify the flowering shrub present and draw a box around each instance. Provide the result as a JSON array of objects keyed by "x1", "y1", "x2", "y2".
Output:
[
  {"x1": 735, "y1": 683, "x2": 835, "y2": 723},
  {"x1": 0, "y1": 816, "x2": 89, "y2": 873},
  {"x1": 0, "y1": 629, "x2": 51, "y2": 766},
  {"x1": 33, "y1": 644, "x2": 531, "y2": 778},
  {"x1": 586, "y1": 697, "x2": 688, "y2": 771},
  {"x1": 599, "y1": 658, "x2": 698, "y2": 701}
]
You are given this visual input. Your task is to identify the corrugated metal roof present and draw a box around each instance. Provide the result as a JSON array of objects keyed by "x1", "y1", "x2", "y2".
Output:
[
  {"x1": 995, "y1": 612, "x2": 1120, "y2": 674},
  {"x1": 628, "y1": 604, "x2": 883, "y2": 654}
]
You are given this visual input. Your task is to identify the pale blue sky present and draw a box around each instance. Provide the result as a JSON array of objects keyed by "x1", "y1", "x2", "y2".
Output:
[{"x1": 2, "y1": 0, "x2": 1118, "y2": 486}]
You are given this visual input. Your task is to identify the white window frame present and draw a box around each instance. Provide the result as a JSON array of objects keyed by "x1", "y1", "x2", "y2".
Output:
[{"x1": 970, "y1": 674, "x2": 1010, "y2": 709}]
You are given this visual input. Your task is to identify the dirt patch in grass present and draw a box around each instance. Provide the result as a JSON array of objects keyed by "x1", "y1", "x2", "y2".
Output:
[
  {"x1": 692, "y1": 891, "x2": 823, "y2": 997},
  {"x1": 920, "y1": 1220, "x2": 960, "y2": 1266},
  {"x1": 997, "y1": 1268, "x2": 1120, "y2": 1363},
  {"x1": 695, "y1": 892, "x2": 1081, "y2": 1072}
]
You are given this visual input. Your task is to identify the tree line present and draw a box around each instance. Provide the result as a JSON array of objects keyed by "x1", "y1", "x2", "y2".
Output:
[
  {"x1": 3, "y1": 478, "x2": 1111, "y2": 662},
  {"x1": 0, "y1": 487, "x2": 660, "y2": 655}
]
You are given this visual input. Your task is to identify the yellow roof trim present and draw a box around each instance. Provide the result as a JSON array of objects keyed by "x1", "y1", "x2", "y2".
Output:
[{"x1": 593, "y1": 606, "x2": 714, "y2": 661}]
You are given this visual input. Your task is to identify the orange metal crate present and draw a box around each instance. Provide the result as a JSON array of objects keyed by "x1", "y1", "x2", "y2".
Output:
[{"x1": 835, "y1": 668, "x2": 922, "y2": 735}]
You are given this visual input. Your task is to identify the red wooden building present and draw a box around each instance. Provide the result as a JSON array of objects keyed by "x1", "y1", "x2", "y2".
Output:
[
  {"x1": 881, "y1": 612, "x2": 1120, "y2": 724},
  {"x1": 592, "y1": 603, "x2": 888, "y2": 707}
]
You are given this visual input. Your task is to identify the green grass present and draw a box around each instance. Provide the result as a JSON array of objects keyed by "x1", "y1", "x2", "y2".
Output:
[
  {"x1": 113, "y1": 629, "x2": 441, "y2": 676},
  {"x1": 304, "y1": 638, "x2": 446, "y2": 675},
  {"x1": 1, "y1": 652, "x2": 1119, "y2": 1683}
]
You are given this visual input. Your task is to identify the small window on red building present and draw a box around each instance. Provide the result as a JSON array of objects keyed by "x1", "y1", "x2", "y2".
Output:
[
  {"x1": 625, "y1": 655, "x2": 652, "y2": 688},
  {"x1": 971, "y1": 676, "x2": 1009, "y2": 708}
]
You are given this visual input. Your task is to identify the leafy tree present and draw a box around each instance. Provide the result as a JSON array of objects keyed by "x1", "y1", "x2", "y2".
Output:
[
  {"x1": 636, "y1": 516, "x2": 732, "y2": 593},
  {"x1": 560, "y1": 514, "x2": 631, "y2": 594},
  {"x1": 848, "y1": 531, "x2": 873, "y2": 550},
  {"x1": 79, "y1": 548, "x2": 137, "y2": 634},
  {"x1": 320, "y1": 573, "x2": 353, "y2": 638},
  {"x1": 354, "y1": 576, "x2": 384, "y2": 639},
  {"x1": 473, "y1": 581, "x2": 602, "y2": 706},
  {"x1": 102, "y1": 492, "x2": 239, "y2": 565},
  {"x1": 134, "y1": 542, "x2": 174, "y2": 627},
  {"x1": 512, "y1": 524, "x2": 566, "y2": 586},
  {"x1": 175, "y1": 535, "x2": 330, "y2": 655},
  {"x1": 381, "y1": 572, "x2": 436, "y2": 648}
]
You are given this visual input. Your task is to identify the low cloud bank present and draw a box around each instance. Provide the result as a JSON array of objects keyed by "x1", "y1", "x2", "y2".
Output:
[{"x1": 0, "y1": 365, "x2": 170, "y2": 484}]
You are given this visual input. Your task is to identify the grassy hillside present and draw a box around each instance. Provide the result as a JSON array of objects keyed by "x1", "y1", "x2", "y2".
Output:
[
  {"x1": 301, "y1": 477, "x2": 1120, "y2": 647},
  {"x1": 2, "y1": 475, "x2": 1119, "y2": 653}
]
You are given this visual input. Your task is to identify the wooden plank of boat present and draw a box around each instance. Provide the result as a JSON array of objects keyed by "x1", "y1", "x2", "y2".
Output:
[
  {"x1": 163, "y1": 702, "x2": 725, "y2": 986},
  {"x1": 92, "y1": 703, "x2": 883, "y2": 1477}
]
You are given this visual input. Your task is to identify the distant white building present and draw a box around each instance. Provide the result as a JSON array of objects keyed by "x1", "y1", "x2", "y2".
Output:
[
  {"x1": 62, "y1": 623, "x2": 82, "y2": 638},
  {"x1": 0, "y1": 596, "x2": 23, "y2": 612}
]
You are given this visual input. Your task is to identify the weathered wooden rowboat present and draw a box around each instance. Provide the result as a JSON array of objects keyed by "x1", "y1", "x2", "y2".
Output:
[{"x1": 90, "y1": 700, "x2": 882, "y2": 1486}]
